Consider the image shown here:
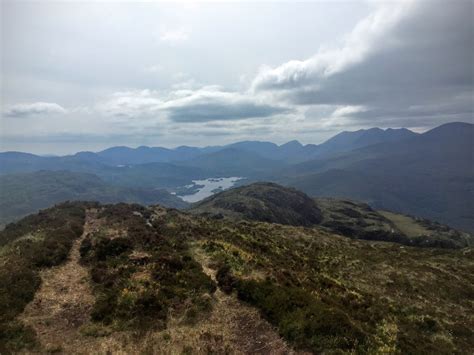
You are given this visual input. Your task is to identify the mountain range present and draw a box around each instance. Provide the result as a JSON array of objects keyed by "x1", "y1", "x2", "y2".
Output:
[
  {"x1": 0, "y1": 126, "x2": 418, "y2": 171},
  {"x1": 0, "y1": 122, "x2": 472, "y2": 231}
]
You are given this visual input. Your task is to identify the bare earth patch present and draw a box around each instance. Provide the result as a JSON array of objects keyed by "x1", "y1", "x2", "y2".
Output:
[{"x1": 18, "y1": 209, "x2": 99, "y2": 353}]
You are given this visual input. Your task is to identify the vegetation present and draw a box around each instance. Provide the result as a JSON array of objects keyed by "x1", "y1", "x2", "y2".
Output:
[
  {"x1": 199, "y1": 218, "x2": 474, "y2": 353},
  {"x1": 0, "y1": 202, "x2": 86, "y2": 352},
  {"x1": 1, "y1": 196, "x2": 473, "y2": 353},
  {"x1": 80, "y1": 204, "x2": 216, "y2": 331}
]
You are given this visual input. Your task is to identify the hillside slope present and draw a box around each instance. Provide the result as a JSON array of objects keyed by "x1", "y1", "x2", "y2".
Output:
[
  {"x1": 279, "y1": 122, "x2": 474, "y2": 231},
  {"x1": 1, "y1": 202, "x2": 473, "y2": 353},
  {"x1": 190, "y1": 182, "x2": 472, "y2": 248},
  {"x1": 0, "y1": 170, "x2": 188, "y2": 225}
]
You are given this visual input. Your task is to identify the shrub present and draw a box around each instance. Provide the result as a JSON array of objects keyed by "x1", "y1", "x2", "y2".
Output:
[{"x1": 216, "y1": 265, "x2": 237, "y2": 294}]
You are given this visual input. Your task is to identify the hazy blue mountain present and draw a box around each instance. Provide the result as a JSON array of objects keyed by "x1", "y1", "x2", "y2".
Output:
[
  {"x1": 176, "y1": 148, "x2": 284, "y2": 177},
  {"x1": 205, "y1": 128, "x2": 415, "y2": 162},
  {"x1": 0, "y1": 127, "x2": 418, "y2": 172},
  {"x1": 0, "y1": 152, "x2": 208, "y2": 190},
  {"x1": 0, "y1": 152, "x2": 45, "y2": 173},
  {"x1": 76, "y1": 145, "x2": 223, "y2": 166},
  {"x1": 95, "y1": 145, "x2": 204, "y2": 165},
  {"x1": 0, "y1": 170, "x2": 188, "y2": 225},
  {"x1": 97, "y1": 162, "x2": 209, "y2": 189},
  {"x1": 0, "y1": 152, "x2": 107, "y2": 175},
  {"x1": 226, "y1": 141, "x2": 280, "y2": 158},
  {"x1": 280, "y1": 122, "x2": 474, "y2": 231},
  {"x1": 313, "y1": 127, "x2": 418, "y2": 157}
]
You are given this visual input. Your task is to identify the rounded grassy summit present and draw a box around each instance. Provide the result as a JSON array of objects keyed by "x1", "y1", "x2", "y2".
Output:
[{"x1": 190, "y1": 182, "x2": 323, "y2": 227}]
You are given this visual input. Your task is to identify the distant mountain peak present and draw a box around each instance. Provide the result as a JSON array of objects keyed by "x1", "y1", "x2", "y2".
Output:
[{"x1": 280, "y1": 140, "x2": 303, "y2": 148}]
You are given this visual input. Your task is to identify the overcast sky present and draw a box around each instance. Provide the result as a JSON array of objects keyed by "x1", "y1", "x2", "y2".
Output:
[{"x1": 1, "y1": 0, "x2": 473, "y2": 154}]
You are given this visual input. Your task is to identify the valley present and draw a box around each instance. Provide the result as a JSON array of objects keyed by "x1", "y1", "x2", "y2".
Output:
[{"x1": 1, "y1": 122, "x2": 472, "y2": 232}]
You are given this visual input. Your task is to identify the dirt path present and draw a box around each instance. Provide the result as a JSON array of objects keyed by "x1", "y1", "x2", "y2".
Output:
[
  {"x1": 19, "y1": 209, "x2": 99, "y2": 353},
  {"x1": 17, "y1": 210, "x2": 300, "y2": 354},
  {"x1": 189, "y1": 249, "x2": 300, "y2": 355}
]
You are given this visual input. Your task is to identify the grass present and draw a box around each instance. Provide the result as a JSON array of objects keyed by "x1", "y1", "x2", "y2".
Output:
[{"x1": 379, "y1": 210, "x2": 431, "y2": 237}]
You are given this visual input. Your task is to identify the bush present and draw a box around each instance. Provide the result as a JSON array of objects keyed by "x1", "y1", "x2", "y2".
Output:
[
  {"x1": 216, "y1": 265, "x2": 237, "y2": 294},
  {"x1": 94, "y1": 237, "x2": 132, "y2": 261}
]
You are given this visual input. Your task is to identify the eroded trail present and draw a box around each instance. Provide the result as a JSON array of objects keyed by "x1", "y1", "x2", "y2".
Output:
[
  {"x1": 189, "y1": 249, "x2": 299, "y2": 355},
  {"x1": 19, "y1": 209, "x2": 99, "y2": 353}
]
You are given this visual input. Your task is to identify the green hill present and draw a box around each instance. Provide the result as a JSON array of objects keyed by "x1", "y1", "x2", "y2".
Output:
[
  {"x1": 190, "y1": 182, "x2": 323, "y2": 226},
  {"x1": 0, "y1": 170, "x2": 188, "y2": 226}
]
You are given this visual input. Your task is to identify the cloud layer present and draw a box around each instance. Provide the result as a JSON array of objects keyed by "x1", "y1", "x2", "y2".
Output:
[{"x1": 1, "y1": 0, "x2": 472, "y2": 153}]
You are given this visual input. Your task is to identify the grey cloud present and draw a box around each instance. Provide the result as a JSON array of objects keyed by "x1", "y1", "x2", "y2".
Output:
[
  {"x1": 99, "y1": 88, "x2": 292, "y2": 123},
  {"x1": 253, "y1": 0, "x2": 474, "y2": 127},
  {"x1": 3, "y1": 102, "x2": 67, "y2": 117},
  {"x1": 166, "y1": 101, "x2": 290, "y2": 122},
  {"x1": 162, "y1": 87, "x2": 293, "y2": 122}
]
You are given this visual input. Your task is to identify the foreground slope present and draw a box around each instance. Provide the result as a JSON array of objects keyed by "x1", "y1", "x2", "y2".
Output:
[{"x1": 1, "y1": 201, "x2": 473, "y2": 353}]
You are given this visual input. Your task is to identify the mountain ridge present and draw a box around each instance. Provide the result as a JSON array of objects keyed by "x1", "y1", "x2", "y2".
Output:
[{"x1": 0, "y1": 126, "x2": 419, "y2": 166}]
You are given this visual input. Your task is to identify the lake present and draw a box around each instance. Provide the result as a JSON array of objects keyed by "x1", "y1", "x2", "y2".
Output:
[{"x1": 179, "y1": 177, "x2": 243, "y2": 203}]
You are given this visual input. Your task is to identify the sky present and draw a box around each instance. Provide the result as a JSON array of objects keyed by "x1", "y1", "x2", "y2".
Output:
[{"x1": 1, "y1": 0, "x2": 473, "y2": 154}]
